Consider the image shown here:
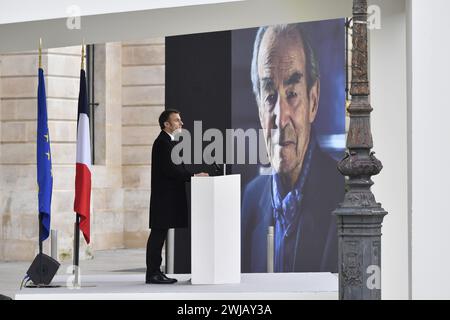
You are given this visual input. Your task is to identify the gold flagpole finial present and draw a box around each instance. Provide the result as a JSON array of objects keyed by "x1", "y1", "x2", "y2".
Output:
[
  {"x1": 81, "y1": 39, "x2": 85, "y2": 70},
  {"x1": 39, "y1": 38, "x2": 42, "y2": 69}
]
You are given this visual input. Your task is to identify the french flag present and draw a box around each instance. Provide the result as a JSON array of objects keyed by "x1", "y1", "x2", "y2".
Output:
[{"x1": 74, "y1": 69, "x2": 91, "y2": 244}]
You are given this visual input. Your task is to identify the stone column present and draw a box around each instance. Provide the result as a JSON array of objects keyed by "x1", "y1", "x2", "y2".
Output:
[
  {"x1": 89, "y1": 42, "x2": 125, "y2": 251},
  {"x1": 121, "y1": 38, "x2": 165, "y2": 248},
  {"x1": 334, "y1": 0, "x2": 388, "y2": 300}
]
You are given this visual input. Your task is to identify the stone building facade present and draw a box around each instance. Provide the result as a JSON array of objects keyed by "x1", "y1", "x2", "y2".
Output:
[{"x1": 0, "y1": 38, "x2": 164, "y2": 261}]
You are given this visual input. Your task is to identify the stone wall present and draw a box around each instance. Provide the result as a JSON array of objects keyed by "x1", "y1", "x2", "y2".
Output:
[
  {"x1": 0, "y1": 38, "x2": 165, "y2": 262},
  {"x1": 1, "y1": 50, "x2": 36, "y2": 259},
  {"x1": 0, "y1": 51, "x2": 3, "y2": 259},
  {"x1": 0, "y1": 47, "x2": 80, "y2": 261}
]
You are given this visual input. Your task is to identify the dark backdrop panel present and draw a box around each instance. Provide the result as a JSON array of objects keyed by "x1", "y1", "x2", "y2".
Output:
[{"x1": 165, "y1": 31, "x2": 231, "y2": 274}]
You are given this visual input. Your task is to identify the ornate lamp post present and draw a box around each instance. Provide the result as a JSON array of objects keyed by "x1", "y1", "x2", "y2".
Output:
[{"x1": 334, "y1": 0, "x2": 388, "y2": 300}]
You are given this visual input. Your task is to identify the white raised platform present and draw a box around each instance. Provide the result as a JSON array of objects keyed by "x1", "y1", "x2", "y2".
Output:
[{"x1": 15, "y1": 273, "x2": 338, "y2": 300}]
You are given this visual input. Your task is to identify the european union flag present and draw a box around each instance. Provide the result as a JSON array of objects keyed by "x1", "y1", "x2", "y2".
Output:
[{"x1": 37, "y1": 68, "x2": 53, "y2": 242}]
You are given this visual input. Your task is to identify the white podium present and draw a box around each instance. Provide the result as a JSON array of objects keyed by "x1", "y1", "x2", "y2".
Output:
[{"x1": 191, "y1": 174, "x2": 241, "y2": 284}]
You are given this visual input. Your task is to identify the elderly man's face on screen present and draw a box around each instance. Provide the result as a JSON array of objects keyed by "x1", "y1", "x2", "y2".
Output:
[{"x1": 257, "y1": 26, "x2": 320, "y2": 180}]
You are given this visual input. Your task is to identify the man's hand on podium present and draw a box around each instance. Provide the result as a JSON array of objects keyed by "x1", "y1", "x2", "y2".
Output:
[{"x1": 194, "y1": 172, "x2": 209, "y2": 177}]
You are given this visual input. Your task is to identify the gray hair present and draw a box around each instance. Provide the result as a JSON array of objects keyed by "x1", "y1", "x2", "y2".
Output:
[{"x1": 250, "y1": 24, "x2": 320, "y2": 102}]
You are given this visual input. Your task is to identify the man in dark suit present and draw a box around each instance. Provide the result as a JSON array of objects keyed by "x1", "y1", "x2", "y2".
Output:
[
  {"x1": 242, "y1": 24, "x2": 344, "y2": 273},
  {"x1": 146, "y1": 109, "x2": 208, "y2": 284}
]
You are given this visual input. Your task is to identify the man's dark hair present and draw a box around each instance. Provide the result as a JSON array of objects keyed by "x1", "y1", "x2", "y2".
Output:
[
  {"x1": 251, "y1": 24, "x2": 320, "y2": 102},
  {"x1": 159, "y1": 109, "x2": 180, "y2": 130}
]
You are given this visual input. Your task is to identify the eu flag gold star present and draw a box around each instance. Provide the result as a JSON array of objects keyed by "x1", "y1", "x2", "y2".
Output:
[
  {"x1": 45, "y1": 152, "x2": 51, "y2": 160},
  {"x1": 44, "y1": 134, "x2": 49, "y2": 142}
]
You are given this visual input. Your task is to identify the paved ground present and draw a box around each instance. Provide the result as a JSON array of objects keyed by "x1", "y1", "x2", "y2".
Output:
[{"x1": 0, "y1": 249, "x2": 150, "y2": 299}]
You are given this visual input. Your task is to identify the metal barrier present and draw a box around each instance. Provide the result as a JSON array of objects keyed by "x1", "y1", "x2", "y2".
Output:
[
  {"x1": 267, "y1": 226, "x2": 274, "y2": 273},
  {"x1": 165, "y1": 229, "x2": 175, "y2": 274},
  {"x1": 51, "y1": 229, "x2": 58, "y2": 260}
]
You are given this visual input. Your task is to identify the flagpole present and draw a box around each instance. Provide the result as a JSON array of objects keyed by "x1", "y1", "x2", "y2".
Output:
[
  {"x1": 38, "y1": 38, "x2": 42, "y2": 69},
  {"x1": 73, "y1": 42, "x2": 85, "y2": 286},
  {"x1": 38, "y1": 213, "x2": 44, "y2": 285},
  {"x1": 73, "y1": 214, "x2": 80, "y2": 284},
  {"x1": 38, "y1": 38, "x2": 43, "y2": 286},
  {"x1": 81, "y1": 40, "x2": 85, "y2": 70}
]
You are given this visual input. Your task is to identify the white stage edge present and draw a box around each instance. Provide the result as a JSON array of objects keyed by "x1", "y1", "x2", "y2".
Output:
[{"x1": 15, "y1": 273, "x2": 338, "y2": 300}]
